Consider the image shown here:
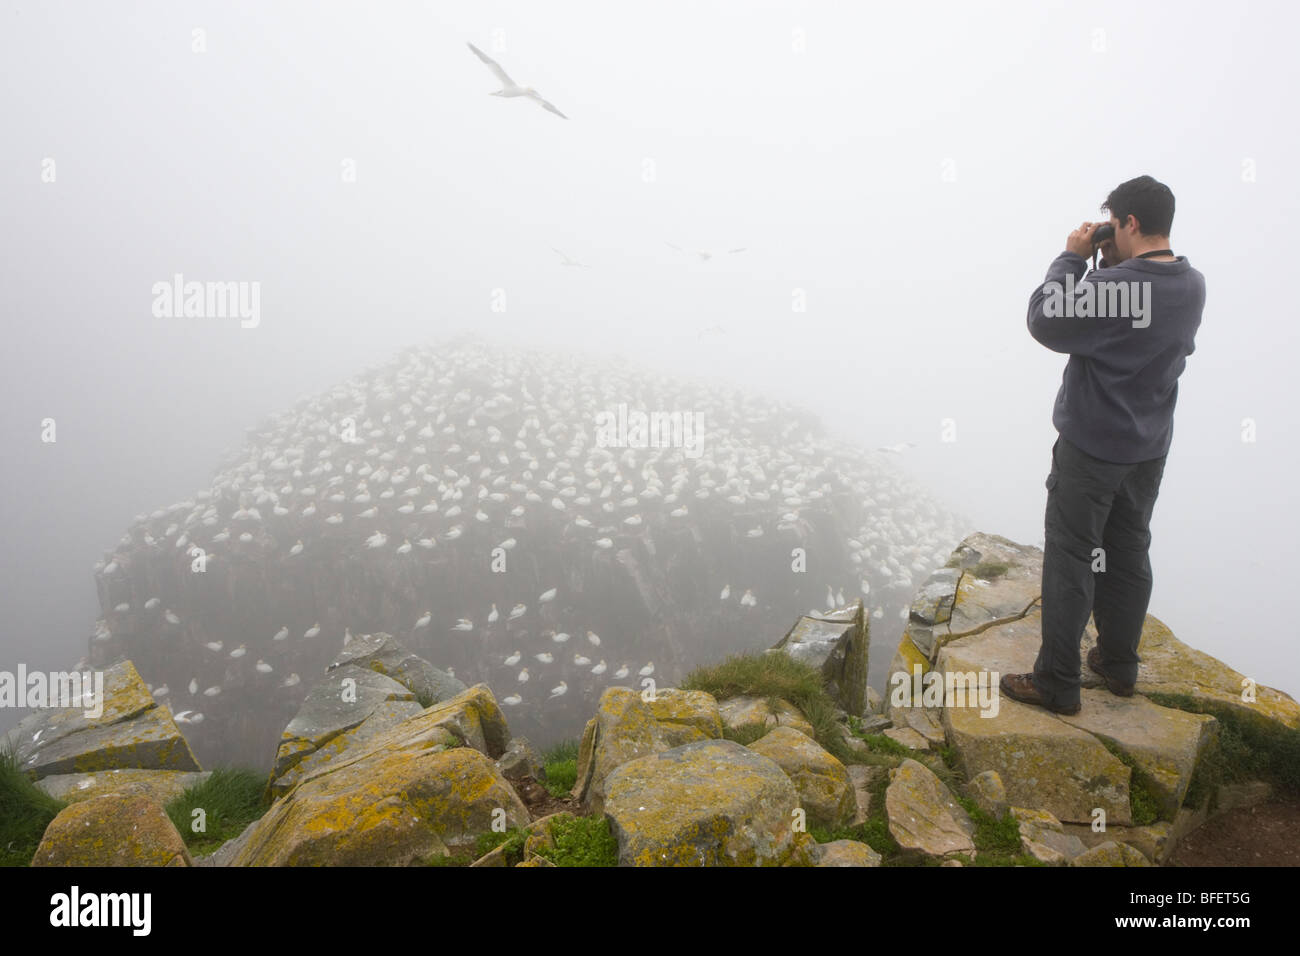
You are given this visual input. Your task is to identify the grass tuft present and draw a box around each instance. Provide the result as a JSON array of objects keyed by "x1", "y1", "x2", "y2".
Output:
[
  {"x1": 541, "y1": 739, "x2": 579, "y2": 798},
  {"x1": 0, "y1": 748, "x2": 65, "y2": 867},
  {"x1": 534, "y1": 815, "x2": 620, "y2": 867},
  {"x1": 164, "y1": 768, "x2": 270, "y2": 857}
]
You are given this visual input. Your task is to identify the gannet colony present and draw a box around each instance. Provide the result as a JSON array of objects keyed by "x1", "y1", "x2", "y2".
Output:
[{"x1": 85, "y1": 340, "x2": 970, "y2": 767}]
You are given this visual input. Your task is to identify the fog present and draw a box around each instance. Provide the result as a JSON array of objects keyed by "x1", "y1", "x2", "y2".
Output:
[{"x1": 3, "y1": 0, "x2": 1297, "y2": 741}]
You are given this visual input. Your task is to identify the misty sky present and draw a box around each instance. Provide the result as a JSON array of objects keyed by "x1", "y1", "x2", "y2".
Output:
[{"x1": 3, "y1": 0, "x2": 1298, "y2": 734}]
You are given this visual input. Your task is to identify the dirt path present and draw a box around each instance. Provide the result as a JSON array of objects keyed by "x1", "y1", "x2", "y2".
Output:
[{"x1": 1165, "y1": 798, "x2": 1300, "y2": 866}]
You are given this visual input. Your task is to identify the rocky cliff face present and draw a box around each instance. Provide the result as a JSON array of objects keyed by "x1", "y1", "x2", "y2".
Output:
[{"x1": 81, "y1": 341, "x2": 967, "y2": 769}]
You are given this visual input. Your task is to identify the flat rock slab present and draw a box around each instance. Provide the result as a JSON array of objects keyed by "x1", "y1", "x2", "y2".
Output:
[
  {"x1": 8, "y1": 661, "x2": 200, "y2": 779},
  {"x1": 718, "y1": 695, "x2": 814, "y2": 738},
  {"x1": 885, "y1": 758, "x2": 976, "y2": 857},
  {"x1": 771, "y1": 599, "x2": 869, "y2": 717},
  {"x1": 270, "y1": 699, "x2": 424, "y2": 798},
  {"x1": 37, "y1": 769, "x2": 211, "y2": 806}
]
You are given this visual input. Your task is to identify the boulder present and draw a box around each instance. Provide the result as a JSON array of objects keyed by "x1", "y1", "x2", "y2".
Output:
[
  {"x1": 1011, "y1": 806, "x2": 1088, "y2": 864},
  {"x1": 718, "y1": 695, "x2": 814, "y2": 739},
  {"x1": 231, "y1": 685, "x2": 527, "y2": 865},
  {"x1": 571, "y1": 687, "x2": 723, "y2": 814},
  {"x1": 770, "y1": 600, "x2": 869, "y2": 717},
  {"x1": 496, "y1": 737, "x2": 545, "y2": 782},
  {"x1": 270, "y1": 698, "x2": 424, "y2": 798},
  {"x1": 748, "y1": 726, "x2": 857, "y2": 829},
  {"x1": 885, "y1": 758, "x2": 976, "y2": 858},
  {"x1": 1070, "y1": 841, "x2": 1154, "y2": 867},
  {"x1": 32, "y1": 793, "x2": 192, "y2": 867},
  {"x1": 815, "y1": 840, "x2": 882, "y2": 867},
  {"x1": 270, "y1": 666, "x2": 417, "y2": 786},
  {"x1": 603, "y1": 739, "x2": 806, "y2": 866},
  {"x1": 328, "y1": 631, "x2": 465, "y2": 704},
  {"x1": 7, "y1": 661, "x2": 200, "y2": 779},
  {"x1": 963, "y1": 770, "x2": 1009, "y2": 819}
]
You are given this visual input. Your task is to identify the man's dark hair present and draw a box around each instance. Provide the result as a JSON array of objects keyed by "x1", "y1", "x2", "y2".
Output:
[{"x1": 1102, "y1": 175, "x2": 1175, "y2": 237}]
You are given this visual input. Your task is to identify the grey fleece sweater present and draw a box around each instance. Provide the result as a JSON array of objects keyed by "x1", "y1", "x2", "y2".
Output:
[{"x1": 1027, "y1": 250, "x2": 1205, "y2": 464}]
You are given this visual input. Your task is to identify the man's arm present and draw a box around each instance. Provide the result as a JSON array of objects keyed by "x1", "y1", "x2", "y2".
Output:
[{"x1": 1027, "y1": 251, "x2": 1108, "y2": 356}]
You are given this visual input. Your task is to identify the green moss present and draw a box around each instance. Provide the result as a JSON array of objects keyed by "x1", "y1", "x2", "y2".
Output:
[
  {"x1": 1146, "y1": 691, "x2": 1300, "y2": 810},
  {"x1": 164, "y1": 767, "x2": 270, "y2": 857},
  {"x1": 1093, "y1": 738, "x2": 1164, "y2": 825},
  {"x1": 0, "y1": 747, "x2": 66, "y2": 867},
  {"x1": 475, "y1": 826, "x2": 529, "y2": 865},
  {"x1": 970, "y1": 561, "x2": 1010, "y2": 580},
  {"x1": 541, "y1": 739, "x2": 579, "y2": 798},
  {"x1": 414, "y1": 689, "x2": 436, "y2": 708},
  {"x1": 534, "y1": 814, "x2": 619, "y2": 867}
]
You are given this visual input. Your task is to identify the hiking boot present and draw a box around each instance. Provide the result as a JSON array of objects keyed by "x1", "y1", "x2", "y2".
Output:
[
  {"x1": 1088, "y1": 646, "x2": 1135, "y2": 697},
  {"x1": 999, "y1": 673, "x2": 1081, "y2": 715}
]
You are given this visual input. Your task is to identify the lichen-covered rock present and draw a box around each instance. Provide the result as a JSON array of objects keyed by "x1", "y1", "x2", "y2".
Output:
[
  {"x1": 937, "y1": 611, "x2": 1132, "y2": 825},
  {"x1": 328, "y1": 631, "x2": 465, "y2": 704},
  {"x1": 232, "y1": 745, "x2": 527, "y2": 866},
  {"x1": 964, "y1": 770, "x2": 1008, "y2": 819},
  {"x1": 885, "y1": 758, "x2": 976, "y2": 858},
  {"x1": 815, "y1": 839, "x2": 882, "y2": 867},
  {"x1": 572, "y1": 687, "x2": 723, "y2": 814},
  {"x1": 847, "y1": 764, "x2": 884, "y2": 825},
  {"x1": 270, "y1": 698, "x2": 424, "y2": 798},
  {"x1": 1011, "y1": 806, "x2": 1088, "y2": 864},
  {"x1": 232, "y1": 685, "x2": 526, "y2": 865},
  {"x1": 271, "y1": 666, "x2": 417, "y2": 784},
  {"x1": 7, "y1": 660, "x2": 200, "y2": 779},
  {"x1": 748, "y1": 726, "x2": 856, "y2": 829},
  {"x1": 717, "y1": 695, "x2": 814, "y2": 739},
  {"x1": 1070, "y1": 841, "x2": 1153, "y2": 867},
  {"x1": 770, "y1": 600, "x2": 869, "y2": 717},
  {"x1": 37, "y1": 768, "x2": 210, "y2": 806},
  {"x1": 32, "y1": 794, "x2": 192, "y2": 867},
  {"x1": 1058, "y1": 689, "x2": 1217, "y2": 818},
  {"x1": 603, "y1": 739, "x2": 804, "y2": 866}
]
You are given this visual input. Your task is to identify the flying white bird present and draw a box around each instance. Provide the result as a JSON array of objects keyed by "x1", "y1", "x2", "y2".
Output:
[
  {"x1": 467, "y1": 42, "x2": 569, "y2": 119},
  {"x1": 549, "y1": 681, "x2": 568, "y2": 699},
  {"x1": 539, "y1": 587, "x2": 557, "y2": 603},
  {"x1": 550, "y1": 246, "x2": 590, "y2": 268},
  {"x1": 415, "y1": 611, "x2": 432, "y2": 629},
  {"x1": 508, "y1": 603, "x2": 527, "y2": 621},
  {"x1": 288, "y1": 540, "x2": 304, "y2": 556}
]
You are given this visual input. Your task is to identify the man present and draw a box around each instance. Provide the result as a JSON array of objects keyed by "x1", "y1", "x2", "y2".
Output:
[{"x1": 1000, "y1": 175, "x2": 1206, "y2": 715}]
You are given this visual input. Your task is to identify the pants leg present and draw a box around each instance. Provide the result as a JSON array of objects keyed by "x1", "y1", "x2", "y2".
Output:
[
  {"x1": 1034, "y1": 436, "x2": 1126, "y2": 709},
  {"x1": 1091, "y1": 452, "x2": 1167, "y2": 686}
]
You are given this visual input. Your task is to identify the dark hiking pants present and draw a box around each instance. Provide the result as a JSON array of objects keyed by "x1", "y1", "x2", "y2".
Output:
[{"x1": 1032, "y1": 434, "x2": 1168, "y2": 711}]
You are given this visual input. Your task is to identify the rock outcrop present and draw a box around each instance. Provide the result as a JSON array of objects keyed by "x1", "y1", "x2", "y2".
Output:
[
  {"x1": 5, "y1": 660, "x2": 200, "y2": 780},
  {"x1": 32, "y1": 793, "x2": 192, "y2": 867}
]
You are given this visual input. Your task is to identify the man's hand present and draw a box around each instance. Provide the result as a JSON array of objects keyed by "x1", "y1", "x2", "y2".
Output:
[{"x1": 1065, "y1": 221, "x2": 1102, "y2": 259}]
